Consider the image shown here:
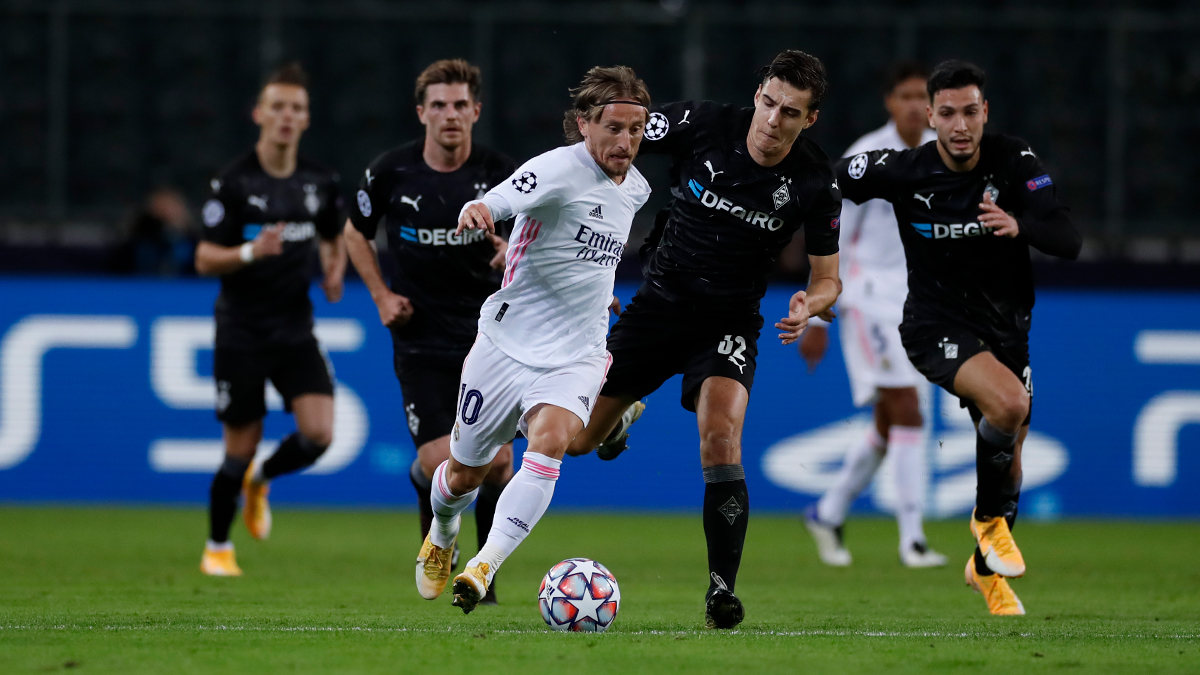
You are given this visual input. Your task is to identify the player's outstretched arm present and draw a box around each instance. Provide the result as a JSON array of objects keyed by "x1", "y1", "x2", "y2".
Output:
[
  {"x1": 457, "y1": 202, "x2": 495, "y2": 235},
  {"x1": 776, "y1": 253, "x2": 840, "y2": 345},
  {"x1": 194, "y1": 223, "x2": 283, "y2": 276},
  {"x1": 342, "y1": 219, "x2": 412, "y2": 328}
]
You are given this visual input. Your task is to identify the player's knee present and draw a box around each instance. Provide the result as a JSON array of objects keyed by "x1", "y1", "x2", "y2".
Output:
[
  {"x1": 991, "y1": 389, "x2": 1030, "y2": 432},
  {"x1": 699, "y1": 428, "x2": 740, "y2": 465},
  {"x1": 301, "y1": 428, "x2": 333, "y2": 451},
  {"x1": 297, "y1": 432, "x2": 331, "y2": 460},
  {"x1": 445, "y1": 464, "x2": 485, "y2": 495}
]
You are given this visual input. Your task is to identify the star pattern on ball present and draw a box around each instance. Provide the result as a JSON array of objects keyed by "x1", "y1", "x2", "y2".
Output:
[{"x1": 512, "y1": 171, "x2": 538, "y2": 194}]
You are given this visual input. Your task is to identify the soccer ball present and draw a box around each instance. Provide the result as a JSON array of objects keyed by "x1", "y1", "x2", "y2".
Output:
[{"x1": 538, "y1": 558, "x2": 620, "y2": 633}]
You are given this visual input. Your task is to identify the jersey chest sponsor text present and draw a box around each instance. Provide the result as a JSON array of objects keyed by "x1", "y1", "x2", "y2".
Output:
[
  {"x1": 242, "y1": 222, "x2": 315, "y2": 242},
  {"x1": 398, "y1": 227, "x2": 487, "y2": 246},
  {"x1": 909, "y1": 221, "x2": 998, "y2": 240},
  {"x1": 572, "y1": 224, "x2": 624, "y2": 267},
  {"x1": 687, "y1": 179, "x2": 785, "y2": 231}
]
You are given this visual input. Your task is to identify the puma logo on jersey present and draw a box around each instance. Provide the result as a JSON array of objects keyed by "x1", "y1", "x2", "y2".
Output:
[
  {"x1": 718, "y1": 335, "x2": 748, "y2": 374},
  {"x1": 588, "y1": 205, "x2": 603, "y2": 220},
  {"x1": 875, "y1": 152, "x2": 890, "y2": 165},
  {"x1": 680, "y1": 109, "x2": 692, "y2": 124},
  {"x1": 364, "y1": 169, "x2": 375, "y2": 187},
  {"x1": 400, "y1": 195, "x2": 422, "y2": 211},
  {"x1": 913, "y1": 192, "x2": 933, "y2": 208},
  {"x1": 1020, "y1": 149, "x2": 1036, "y2": 157},
  {"x1": 704, "y1": 160, "x2": 723, "y2": 182},
  {"x1": 247, "y1": 195, "x2": 268, "y2": 211}
]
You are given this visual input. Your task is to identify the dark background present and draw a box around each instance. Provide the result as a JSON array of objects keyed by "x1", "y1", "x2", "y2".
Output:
[{"x1": 2, "y1": 0, "x2": 1198, "y2": 282}]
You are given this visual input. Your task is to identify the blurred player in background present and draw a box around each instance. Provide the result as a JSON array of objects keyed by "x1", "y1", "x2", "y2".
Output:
[
  {"x1": 194, "y1": 63, "x2": 346, "y2": 576},
  {"x1": 835, "y1": 60, "x2": 1081, "y2": 614},
  {"x1": 800, "y1": 61, "x2": 947, "y2": 569},
  {"x1": 567, "y1": 50, "x2": 843, "y2": 629},
  {"x1": 417, "y1": 66, "x2": 650, "y2": 615},
  {"x1": 344, "y1": 60, "x2": 516, "y2": 604}
]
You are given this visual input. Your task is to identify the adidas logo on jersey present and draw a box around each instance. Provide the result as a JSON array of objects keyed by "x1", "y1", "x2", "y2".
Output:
[{"x1": 588, "y1": 205, "x2": 603, "y2": 220}]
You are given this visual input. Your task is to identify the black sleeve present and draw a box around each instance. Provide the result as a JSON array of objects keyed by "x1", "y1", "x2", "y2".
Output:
[
  {"x1": 834, "y1": 149, "x2": 902, "y2": 205},
  {"x1": 315, "y1": 174, "x2": 343, "y2": 241},
  {"x1": 199, "y1": 175, "x2": 243, "y2": 247},
  {"x1": 1007, "y1": 149, "x2": 1082, "y2": 260},
  {"x1": 802, "y1": 164, "x2": 842, "y2": 257},
  {"x1": 348, "y1": 154, "x2": 389, "y2": 240},
  {"x1": 639, "y1": 100, "x2": 714, "y2": 158}
]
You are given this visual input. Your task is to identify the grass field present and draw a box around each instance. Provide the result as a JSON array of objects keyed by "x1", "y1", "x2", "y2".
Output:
[{"x1": 1, "y1": 507, "x2": 1197, "y2": 674}]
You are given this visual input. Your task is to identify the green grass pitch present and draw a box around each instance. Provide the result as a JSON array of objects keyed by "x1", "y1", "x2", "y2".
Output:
[{"x1": 1, "y1": 507, "x2": 1197, "y2": 674}]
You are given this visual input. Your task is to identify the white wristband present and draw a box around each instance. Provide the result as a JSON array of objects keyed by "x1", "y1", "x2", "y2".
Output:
[{"x1": 239, "y1": 242, "x2": 255, "y2": 264}]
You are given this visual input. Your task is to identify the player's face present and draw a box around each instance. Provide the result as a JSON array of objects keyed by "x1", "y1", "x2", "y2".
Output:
[
  {"x1": 417, "y1": 83, "x2": 481, "y2": 150},
  {"x1": 579, "y1": 103, "x2": 646, "y2": 180},
  {"x1": 749, "y1": 78, "x2": 818, "y2": 161},
  {"x1": 253, "y1": 84, "x2": 310, "y2": 147},
  {"x1": 885, "y1": 76, "x2": 930, "y2": 139},
  {"x1": 929, "y1": 85, "x2": 988, "y2": 163}
]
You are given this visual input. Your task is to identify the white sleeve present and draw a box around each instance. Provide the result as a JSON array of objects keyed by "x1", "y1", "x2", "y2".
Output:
[{"x1": 464, "y1": 148, "x2": 576, "y2": 223}]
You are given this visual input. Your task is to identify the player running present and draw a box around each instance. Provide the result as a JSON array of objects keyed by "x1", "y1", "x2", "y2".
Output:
[
  {"x1": 565, "y1": 50, "x2": 843, "y2": 629},
  {"x1": 800, "y1": 61, "x2": 947, "y2": 569},
  {"x1": 833, "y1": 61, "x2": 1081, "y2": 615},
  {"x1": 344, "y1": 60, "x2": 516, "y2": 604},
  {"x1": 415, "y1": 66, "x2": 651, "y2": 615},
  {"x1": 195, "y1": 63, "x2": 346, "y2": 576}
]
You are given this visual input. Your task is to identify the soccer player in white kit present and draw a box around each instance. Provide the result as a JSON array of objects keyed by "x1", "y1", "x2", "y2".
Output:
[
  {"x1": 800, "y1": 62, "x2": 948, "y2": 568},
  {"x1": 414, "y1": 66, "x2": 652, "y2": 614}
]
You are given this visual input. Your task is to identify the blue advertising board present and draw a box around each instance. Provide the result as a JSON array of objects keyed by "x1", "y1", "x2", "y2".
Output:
[{"x1": 0, "y1": 277, "x2": 1197, "y2": 517}]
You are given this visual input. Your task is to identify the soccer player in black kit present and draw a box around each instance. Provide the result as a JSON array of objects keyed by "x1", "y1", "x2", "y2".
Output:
[
  {"x1": 344, "y1": 60, "x2": 516, "y2": 603},
  {"x1": 195, "y1": 63, "x2": 346, "y2": 576},
  {"x1": 566, "y1": 50, "x2": 843, "y2": 628},
  {"x1": 834, "y1": 61, "x2": 1081, "y2": 615}
]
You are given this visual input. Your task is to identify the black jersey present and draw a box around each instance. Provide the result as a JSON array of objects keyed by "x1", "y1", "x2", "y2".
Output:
[
  {"x1": 201, "y1": 151, "x2": 343, "y2": 348},
  {"x1": 637, "y1": 100, "x2": 842, "y2": 312},
  {"x1": 349, "y1": 141, "x2": 517, "y2": 356},
  {"x1": 835, "y1": 133, "x2": 1081, "y2": 339}
]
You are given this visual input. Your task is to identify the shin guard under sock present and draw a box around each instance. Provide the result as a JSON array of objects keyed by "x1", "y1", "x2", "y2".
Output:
[
  {"x1": 702, "y1": 464, "x2": 749, "y2": 594},
  {"x1": 209, "y1": 456, "x2": 250, "y2": 543},
  {"x1": 975, "y1": 417, "x2": 1020, "y2": 520},
  {"x1": 429, "y1": 461, "x2": 480, "y2": 548},
  {"x1": 261, "y1": 432, "x2": 329, "y2": 480},
  {"x1": 409, "y1": 459, "x2": 434, "y2": 541},
  {"x1": 472, "y1": 453, "x2": 560, "y2": 573}
]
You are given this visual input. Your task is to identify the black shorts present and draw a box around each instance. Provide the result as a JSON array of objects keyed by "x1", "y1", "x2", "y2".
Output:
[
  {"x1": 213, "y1": 339, "x2": 334, "y2": 426},
  {"x1": 602, "y1": 288, "x2": 763, "y2": 412},
  {"x1": 899, "y1": 316, "x2": 1032, "y2": 425},
  {"x1": 393, "y1": 351, "x2": 465, "y2": 448}
]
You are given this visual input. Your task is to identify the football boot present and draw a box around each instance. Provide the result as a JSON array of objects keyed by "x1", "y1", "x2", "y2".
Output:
[
  {"x1": 242, "y1": 469, "x2": 272, "y2": 541},
  {"x1": 803, "y1": 504, "x2": 851, "y2": 566},
  {"x1": 200, "y1": 544, "x2": 243, "y2": 577},
  {"x1": 596, "y1": 401, "x2": 646, "y2": 461},
  {"x1": 900, "y1": 541, "x2": 948, "y2": 568},
  {"x1": 451, "y1": 562, "x2": 494, "y2": 615},
  {"x1": 969, "y1": 509, "x2": 1025, "y2": 577},
  {"x1": 415, "y1": 533, "x2": 456, "y2": 600},
  {"x1": 965, "y1": 555, "x2": 1025, "y2": 616}
]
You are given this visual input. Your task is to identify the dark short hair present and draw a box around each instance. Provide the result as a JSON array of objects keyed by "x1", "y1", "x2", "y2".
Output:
[
  {"x1": 415, "y1": 59, "x2": 482, "y2": 105},
  {"x1": 562, "y1": 65, "x2": 651, "y2": 143},
  {"x1": 927, "y1": 60, "x2": 987, "y2": 99},
  {"x1": 263, "y1": 62, "x2": 309, "y2": 91},
  {"x1": 757, "y1": 50, "x2": 828, "y2": 111},
  {"x1": 883, "y1": 60, "x2": 929, "y2": 96}
]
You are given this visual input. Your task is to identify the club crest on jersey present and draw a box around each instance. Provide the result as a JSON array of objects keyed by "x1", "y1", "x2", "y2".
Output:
[
  {"x1": 303, "y1": 184, "x2": 320, "y2": 215},
  {"x1": 644, "y1": 112, "x2": 669, "y2": 140},
  {"x1": 772, "y1": 183, "x2": 791, "y2": 210},
  {"x1": 1026, "y1": 175, "x2": 1052, "y2": 191},
  {"x1": 202, "y1": 199, "x2": 224, "y2": 227},
  {"x1": 356, "y1": 190, "x2": 372, "y2": 217},
  {"x1": 512, "y1": 171, "x2": 538, "y2": 194},
  {"x1": 847, "y1": 153, "x2": 869, "y2": 179},
  {"x1": 688, "y1": 180, "x2": 784, "y2": 231},
  {"x1": 984, "y1": 181, "x2": 1000, "y2": 202}
]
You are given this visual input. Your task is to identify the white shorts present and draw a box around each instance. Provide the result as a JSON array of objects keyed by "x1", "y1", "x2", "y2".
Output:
[
  {"x1": 449, "y1": 333, "x2": 611, "y2": 468},
  {"x1": 839, "y1": 304, "x2": 924, "y2": 408}
]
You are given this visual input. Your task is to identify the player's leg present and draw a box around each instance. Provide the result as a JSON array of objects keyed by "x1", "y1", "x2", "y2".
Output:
[
  {"x1": 695, "y1": 376, "x2": 750, "y2": 629},
  {"x1": 476, "y1": 442, "x2": 513, "y2": 604},
  {"x1": 879, "y1": 386, "x2": 945, "y2": 567},
  {"x1": 564, "y1": 393, "x2": 637, "y2": 457},
  {"x1": 954, "y1": 352, "x2": 1030, "y2": 578}
]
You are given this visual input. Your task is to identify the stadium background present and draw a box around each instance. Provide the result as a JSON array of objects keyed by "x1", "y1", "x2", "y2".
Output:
[{"x1": 1, "y1": 0, "x2": 1198, "y2": 518}]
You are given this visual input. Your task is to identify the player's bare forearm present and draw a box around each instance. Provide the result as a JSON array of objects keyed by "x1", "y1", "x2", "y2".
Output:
[
  {"x1": 343, "y1": 220, "x2": 390, "y2": 301},
  {"x1": 805, "y1": 253, "x2": 841, "y2": 318},
  {"x1": 318, "y1": 234, "x2": 346, "y2": 303}
]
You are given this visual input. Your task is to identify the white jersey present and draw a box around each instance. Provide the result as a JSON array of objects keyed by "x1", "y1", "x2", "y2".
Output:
[
  {"x1": 837, "y1": 121, "x2": 937, "y2": 311},
  {"x1": 463, "y1": 142, "x2": 651, "y2": 369}
]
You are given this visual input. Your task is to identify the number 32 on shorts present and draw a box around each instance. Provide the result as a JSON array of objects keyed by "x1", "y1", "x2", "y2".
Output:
[{"x1": 717, "y1": 335, "x2": 748, "y2": 373}]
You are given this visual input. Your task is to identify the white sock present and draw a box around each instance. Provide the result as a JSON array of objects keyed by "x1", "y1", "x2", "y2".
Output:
[
  {"x1": 469, "y1": 452, "x2": 560, "y2": 572},
  {"x1": 817, "y1": 425, "x2": 885, "y2": 526},
  {"x1": 890, "y1": 425, "x2": 928, "y2": 548},
  {"x1": 429, "y1": 460, "x2": 479, "y2": 548},
  {"x1": 206, "y1": 539, "x2": 233, "y2": 553}
]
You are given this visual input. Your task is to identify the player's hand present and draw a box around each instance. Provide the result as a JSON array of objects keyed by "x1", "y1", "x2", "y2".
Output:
[
  {"x1": 457, "y1": 202, "x2": 495, "y2": 235},
  {"x1": 609, "y1": 295, "x2": 622, "y2": 316},
  {"x1": 322, "y1": 275, "x2": 344, "y2": 303},
  {"x1": 376, "y1": 290, "x2": 414, "y2": 328},
  {"x1": 798, "y1": 324, "x2": 828, "y2": 373},
  {"x1": 980, "y1": 192, "x2": 1019, "y2": 238},
  {"x1": 776, "y1": 290, "x2": 811, "y2": 345},
  {"x1": 252, "y1": 223, "x2": 284, "y2": 258},
  {"x1": 488, "y1": 233, "x2": 508, "y2": 271}
]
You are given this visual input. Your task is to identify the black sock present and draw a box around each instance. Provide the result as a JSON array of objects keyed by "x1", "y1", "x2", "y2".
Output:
[
  {"x1": 409, "y1": 459, "x2": 434, "y2": 542},
  {"x1": 974, "y1": 418, "x2": 1020, "y2": 520},
  {"x1": 475, "y1": 480, "x2": 506, "y2": 552},
  {"x1": 702, "y1": 464, "x2": 749, "y2": 595},
  {"x1": 261, "y1": 432, "x2": 328, "y2": 481},
  {"x1": 209, "y1": 456, "x2": 249, "y2": 543}
]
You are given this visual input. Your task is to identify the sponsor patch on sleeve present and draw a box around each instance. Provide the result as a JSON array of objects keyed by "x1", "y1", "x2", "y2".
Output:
[{"x1": 1026, "y1": 175, "x2": 1053, "y2": 191}]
